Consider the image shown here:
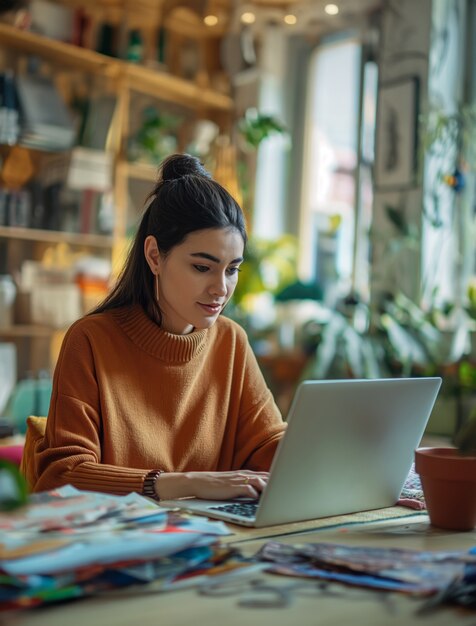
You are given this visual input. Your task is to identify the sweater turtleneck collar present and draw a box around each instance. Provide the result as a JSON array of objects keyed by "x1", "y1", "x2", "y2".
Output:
[{"x1": 110, "y1": 305, "x2": 209, "y2": 363}]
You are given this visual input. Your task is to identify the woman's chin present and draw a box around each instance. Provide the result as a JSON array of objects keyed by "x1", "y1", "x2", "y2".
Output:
[{"x1": 193, "y1": 316, "x2": 219, "y2": 330}]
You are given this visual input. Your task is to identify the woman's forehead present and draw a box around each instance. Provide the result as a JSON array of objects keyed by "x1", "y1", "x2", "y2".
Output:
[{"x1": 178, "y1": 228, "x2": 245, "y2": 256}]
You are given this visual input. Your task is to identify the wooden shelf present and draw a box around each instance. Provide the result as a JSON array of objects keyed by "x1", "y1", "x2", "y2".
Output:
[
  {"x1": 118, "y1": 161, "x2": 158, "y2": 182},
  {"x1": 0, "y1": 23, "x2": 233, "y2": 112},
  {"x1": 47, "y1": 0, "x2": 163, "y2": 29},
  {"x1": 0, "y1": 325, "x2": 55, "y2": 337},
  {"x1": 124, "y1": 63, "x2": 233, "y2": 111},
  {"x1": 0, "y1": 226, "x2": 113, "y2": 248},
  {"x1": 165, "y1": 9, "x2": 228, "y2": 38},
  {"x1": 46, "y1": 0, "x2": 228, "y2": 36},
  {"x1": 0, "y1": 23, "x2": 120, "y2": 76}
]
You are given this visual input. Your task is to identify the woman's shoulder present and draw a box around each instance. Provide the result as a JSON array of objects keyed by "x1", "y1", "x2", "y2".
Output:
[
  {"x1": 215, "y1": 314, "x2": 248, "y2": 342},
  {"x1": 72, "y1": 308, "x2": 115, "y2": 329},
  {"x1": 62, "y1": 307, "x2": 125, "y2": 344}
]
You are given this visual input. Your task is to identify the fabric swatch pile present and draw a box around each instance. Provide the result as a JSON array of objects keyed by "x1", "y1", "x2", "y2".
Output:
[
  {"x1": 0, "y1": 485, "x2": 246, "y2": 610},
  {"x1": 397, "y1": 464, "x2": 426, "y2": 510},
  {"x1": 256, "y1": 541, "x2": 476, "y2": 596}
]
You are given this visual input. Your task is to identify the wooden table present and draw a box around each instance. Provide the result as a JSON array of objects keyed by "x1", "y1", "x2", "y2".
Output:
[{"x1": 3, "y1": 511, "x2": 476, "y2": 626}]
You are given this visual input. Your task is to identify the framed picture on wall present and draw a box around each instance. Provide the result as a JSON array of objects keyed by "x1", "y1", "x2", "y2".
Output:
[{"x1": 374, "y1": 76, "x2": 420, "y2": 190}]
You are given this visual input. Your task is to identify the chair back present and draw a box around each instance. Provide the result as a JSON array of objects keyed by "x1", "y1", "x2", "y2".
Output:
[
  {"x1": 20, "y1": 415, "x2": 47, "y2": 490},
  {"x1": 6, "y1": 380, "x2": 52, "y2": 435}
]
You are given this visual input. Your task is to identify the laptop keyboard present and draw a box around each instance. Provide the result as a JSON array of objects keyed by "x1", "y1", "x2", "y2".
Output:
[{"x1": 209, "y1": 502, "x2": 258, "y2": 518}]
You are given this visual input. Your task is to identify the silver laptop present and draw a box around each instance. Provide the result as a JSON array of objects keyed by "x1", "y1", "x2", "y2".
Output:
[{"x1": 159, "y1": 377, "x2": 442, "y2": 527}]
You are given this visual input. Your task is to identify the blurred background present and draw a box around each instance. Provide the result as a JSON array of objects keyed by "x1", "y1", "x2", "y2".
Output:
[{"x1": 0, "y1": 0, "x2": 475, "y2": 447}]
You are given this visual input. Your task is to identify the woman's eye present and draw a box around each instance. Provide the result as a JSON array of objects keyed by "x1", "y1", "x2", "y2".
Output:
[
  {"x1": 227, "y1": 267, "x2": 241, "y2": 276},
  {"x1": 193, "y1": 265, "x2": 209, "y2": 273}
]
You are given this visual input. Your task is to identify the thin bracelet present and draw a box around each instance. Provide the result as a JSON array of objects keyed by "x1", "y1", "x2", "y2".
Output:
[{"x1": 142, "y1": 469, "x2": 163, "y2": 501}]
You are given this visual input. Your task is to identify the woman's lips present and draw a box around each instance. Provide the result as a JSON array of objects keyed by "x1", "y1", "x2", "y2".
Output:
[{"x1": 198, "y1": 302, "x2": 222, "y2": 314}]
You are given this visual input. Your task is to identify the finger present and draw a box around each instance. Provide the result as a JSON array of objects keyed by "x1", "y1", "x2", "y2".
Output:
[
  {"x1": 242, "y1": 475, "x2": 268, "y2": 486},
  {"x1": 237, "y1": 484, "x2": 259, "y2": 499},
  {"x1": 236, "y1": 476, "x2": 267, "y2": 494},
  {"x1": 249, "y1": 477, "x2": 268, "y2": 492},
  {"x1": 236, "y1": 473, "x2": 269, "y2": 483},
  {"x1": 241, "y1": 471, "x2": 270, "y2": 477}
]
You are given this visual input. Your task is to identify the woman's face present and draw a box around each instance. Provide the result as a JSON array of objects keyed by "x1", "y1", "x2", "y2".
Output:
[{"x1": 153, "y1": 227, "x2": 244, "y2": 335}]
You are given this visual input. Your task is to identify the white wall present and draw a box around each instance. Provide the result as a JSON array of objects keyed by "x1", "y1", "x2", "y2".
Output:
[{"x1": 370, "y1": 0, "x2": 432, "y2": 306}]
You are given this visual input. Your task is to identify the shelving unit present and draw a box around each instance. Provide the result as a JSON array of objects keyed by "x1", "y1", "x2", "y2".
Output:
[
  {"x1": 122, "y1": 63, "x2": 232, "y2": 112},
  {"x1": 0, "y1": 23, "x2": 120, "y2": 75},
  {"x1": 0, "y1": 23, "x2": 233, "y2": 110},
  {"x1": 0, "y1": 325, "x2": 54, "y2": 338},
  {"x1": 0, "y1": 226, "x2": 113, "y2": 248},
  {"x1": 0, "y1": 17, "x2": 234, "y2": 378}
]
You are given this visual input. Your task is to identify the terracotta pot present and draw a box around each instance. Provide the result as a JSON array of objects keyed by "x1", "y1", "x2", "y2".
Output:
[{"x1": 415, "y1": 447, "x2": 476, "y2": 531}]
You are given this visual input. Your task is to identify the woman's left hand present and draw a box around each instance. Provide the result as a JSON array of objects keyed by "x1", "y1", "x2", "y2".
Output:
[{"x1": 154, "y1": 470, "x2": 269, "y2": 500}]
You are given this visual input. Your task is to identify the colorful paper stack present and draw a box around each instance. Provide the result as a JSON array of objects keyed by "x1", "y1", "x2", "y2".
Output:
[{"x1": 0, "y1": 485, "x2": 242, "y2": 610}]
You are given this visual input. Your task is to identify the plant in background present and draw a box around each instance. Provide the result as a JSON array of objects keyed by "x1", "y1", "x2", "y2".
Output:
[
  {"x1": 237, "y1": 108, "x2": 289, "y2": 150},
  {"x1": 421, "y1": 102, "x2": 476, "y2": 200},
  {"x1": 377, "y1": 292, "x2": 455, "y2": 374},
  {"x1": 304, "y1": 303, "x2": 383, "y2": 381},
  {"x1": 366, "y1": 177, "x2": 475, "y2": 380},
  {"x1": 468, "y1": 279, "x2": 476, "y2": 321},
  {"x1": 420, "y1": 101, "x2": 476, "y2": 311},
  {"x1": 235, "y1": 108, "x2": 289, "y2": 220},
  {"x1": 231, "y1": 234, "x2": 298, "y2": 310},
  {"x1": 0, "y1": 460, "x2": 28, "y2": 511},
  {"x1": 453, "y1": 405, "x2": 476, "y2": 455},
  {"x1": 128, "y1": 106, "x2": 182, "y2": 165},
  {"x1": 305, "y1": 289, "x2": 472, "y2": 382},
  {"x1": 422, "y1": 102, "x2": 476, "y2": 166}
]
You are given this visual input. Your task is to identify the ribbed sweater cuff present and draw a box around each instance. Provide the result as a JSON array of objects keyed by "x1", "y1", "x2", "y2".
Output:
[{"x1": 64, "y1": 462, "x2": 150, "y2": 496}]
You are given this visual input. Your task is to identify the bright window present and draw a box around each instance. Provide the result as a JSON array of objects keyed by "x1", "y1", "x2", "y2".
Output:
[{"x1": 299, "y1": 38, "x2": 377, "y2": 304}]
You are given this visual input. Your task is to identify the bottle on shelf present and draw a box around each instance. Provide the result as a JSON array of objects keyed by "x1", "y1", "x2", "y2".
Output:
[
  {"x1": 126, "y1": 29, "x2": 144, "y2": 63},
  {"x1": 0, "y1": 70, "x2": 19, "y2": 146},
  {"x1": 0, "y1": 274, "x2": 17, "y2": 328}
]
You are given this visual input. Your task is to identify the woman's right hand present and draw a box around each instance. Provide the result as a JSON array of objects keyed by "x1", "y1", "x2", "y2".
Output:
[{"x1": 155, "y1": 470, "x2": 269, "y2": 501}]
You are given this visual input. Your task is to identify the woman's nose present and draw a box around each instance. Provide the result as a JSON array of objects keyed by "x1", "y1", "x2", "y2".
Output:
[{"x1": 210, "y1": 274, "x2": 227, "y2": 296}]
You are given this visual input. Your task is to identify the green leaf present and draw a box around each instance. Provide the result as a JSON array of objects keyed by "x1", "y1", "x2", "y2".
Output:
[
  {"x1": 385, "y1": 205, "x2": 410, "y2": 236},
  {"x1": 238, "y1": 110, "x2": 288, "y2": 149},
  {"x1": 0, "y1": 460, "x2": 28, "y2": 511}
]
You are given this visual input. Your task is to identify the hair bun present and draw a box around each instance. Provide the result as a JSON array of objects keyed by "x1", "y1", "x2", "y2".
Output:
[{"x1": 160, "y1": 153, "x2": 211, "y2": 182}]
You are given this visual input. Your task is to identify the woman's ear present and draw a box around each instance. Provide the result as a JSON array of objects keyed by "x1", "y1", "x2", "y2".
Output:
[{"x1": 144, "y1": 235, "x2": 160, "y2": 274}]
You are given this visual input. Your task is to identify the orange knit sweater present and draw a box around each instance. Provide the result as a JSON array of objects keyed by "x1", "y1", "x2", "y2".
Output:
[{"x1": 32, "y1": 305, "x2": 286, "y2": 495}]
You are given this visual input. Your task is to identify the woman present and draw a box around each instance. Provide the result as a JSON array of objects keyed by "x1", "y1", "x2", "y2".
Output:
[{"x1": 32, "y1": 154, "x2": 286, "y2": 501}]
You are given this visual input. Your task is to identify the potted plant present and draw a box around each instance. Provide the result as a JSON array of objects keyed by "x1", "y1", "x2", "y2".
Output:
[
  {"x1": 305, "y1": 290, "x2": 464, "y2": 381},
  {"x1": 415, "y1": 406, "x2": 476, "y2": 531},
  {"x1": 235, "y1": 108, "x2": 289, "y2": 222}
]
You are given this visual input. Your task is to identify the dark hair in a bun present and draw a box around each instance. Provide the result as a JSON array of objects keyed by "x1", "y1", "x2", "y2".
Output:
[
  {"x1": 91, "y1": 153, "x2": 247, "y2": 317},
  {"x1": 146, "y1": 153, "x2": 245, "y2": 255},
  {"x1": 160, "y1": 153, "x2": 211, "y2": 182}
]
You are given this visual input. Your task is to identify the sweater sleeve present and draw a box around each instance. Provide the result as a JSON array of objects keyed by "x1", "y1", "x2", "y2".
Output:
[
  {"x1": 232, "y1": 337, "x2": 287, "y2": 471},
  {"x1": 33, "y1": 321, "x2": 149, "y2": 495}
]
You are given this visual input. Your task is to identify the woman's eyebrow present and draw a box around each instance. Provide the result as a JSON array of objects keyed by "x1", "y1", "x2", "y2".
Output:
[{"x1": 190, "y1": 252, "x2": 244, "y2": 264}]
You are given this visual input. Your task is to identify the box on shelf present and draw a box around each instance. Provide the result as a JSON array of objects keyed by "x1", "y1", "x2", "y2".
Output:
[
  {"x1": 31, "y1": 283, "x2": 82, "y2": 328},
  {"x1": 67, "y1": 147, "x2": 113, "y2": 192},
  {"x1": 16, "y1": 260, "x2": 82, "y2": 328}
]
